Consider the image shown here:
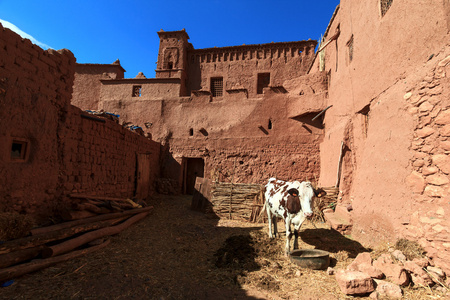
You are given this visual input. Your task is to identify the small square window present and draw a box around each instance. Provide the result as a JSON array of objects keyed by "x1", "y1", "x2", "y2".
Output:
[
  {"x1": 132, "y1": 85, "x2": 142, "y2": 97},
  {"x1": 257, "y1": 73, "x2": 270, "y2": 94},
  {"x1": 211, "y1": 77, "x2": 223, "y2": 97},
  {"x1": 10, "y1": 139, "x2": 29, "y2": 161}
]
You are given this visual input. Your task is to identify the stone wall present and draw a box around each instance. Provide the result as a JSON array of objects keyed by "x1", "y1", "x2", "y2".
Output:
[
  {"x1": 310, "y1": 0, "x2": 450, "y2": 273},
  {"x1": 403, "y1": 52, "x2": 450, "y2": 272}
]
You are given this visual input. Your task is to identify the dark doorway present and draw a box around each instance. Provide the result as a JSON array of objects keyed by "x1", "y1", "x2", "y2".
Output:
[{"x1": 184, "y1": 158, "x2": 205, "y2": 195}]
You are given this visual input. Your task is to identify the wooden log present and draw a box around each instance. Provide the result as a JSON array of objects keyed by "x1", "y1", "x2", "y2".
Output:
[
  {"x1": 42, "y1": 212, "x2": 149, "y2": 258},
  {"x1": 30, "y1": 206, "x2": 153, "y2": 236},
  {"x1": 0, "y1": 239, "x2": 110, "y2": 282},
  {"x1": 61, "y1": 210, "x2": 98, "y2": 221},
  {"x1": 72, "y1": 202, "x2": 112, "y2": 214},
  {"x1": 0, "y1": 217, "x2": 127, "y2": 255},
  {"x1": 0, "y1": 246, "x2": 45, "y2": 269},
  {"x1": 69, "y1": 193, "x2": 134, "y2": 202}
]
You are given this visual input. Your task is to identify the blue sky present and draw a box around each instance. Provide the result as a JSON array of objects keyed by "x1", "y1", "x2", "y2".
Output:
[{"x1": 0, "y1": 0, "x2": 339, "y2": 78}]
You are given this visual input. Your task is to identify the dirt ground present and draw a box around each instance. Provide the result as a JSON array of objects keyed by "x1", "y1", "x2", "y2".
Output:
[{"x1": 0, "y1": 195, "x2": 445, "y2": 299}]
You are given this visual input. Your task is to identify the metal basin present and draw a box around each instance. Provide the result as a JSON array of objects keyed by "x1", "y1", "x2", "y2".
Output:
[{"x1": 289, "y1": 249, "x2": 330, "y2": 270}]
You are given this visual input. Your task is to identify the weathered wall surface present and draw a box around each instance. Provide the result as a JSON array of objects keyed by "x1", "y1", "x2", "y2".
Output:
[
  {"x1": 100, "y1": 78, "x2": 181, "y2": 101},
  {"x1": 61, "y1": 106, "x2": 160, "y2": 198},
  {"x1": 0, "y1": 25, "x2": 160, "y2": 222},
  {"x1": 311, "y1": 1, "x2": 450, "y2": 272},
  {"x1": 187, "y1": 41, "x2": 317, "y2": 98},
  {"x1": 0, "y1": 23, "x2": 75, "y2": 217},
  {"x1": 72, "y1": 63, "x2": 125, "y2": 110}
]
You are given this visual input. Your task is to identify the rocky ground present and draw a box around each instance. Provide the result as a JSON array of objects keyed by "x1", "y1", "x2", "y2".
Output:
[{"x1": 0, "y1": 195, "x2": 448, "y2": 299}]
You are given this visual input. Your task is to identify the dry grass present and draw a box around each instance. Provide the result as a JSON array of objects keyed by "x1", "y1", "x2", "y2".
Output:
[
  {"x1": 0, "y1": 212, "x2": 34, "y2": 241},
  {"x1": 395, "y1": 238, "x2": 425, "y2": 260}
]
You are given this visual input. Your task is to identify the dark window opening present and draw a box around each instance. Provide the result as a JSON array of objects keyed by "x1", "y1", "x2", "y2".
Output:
[
  {"x1": 268, "y1": 119, "x2": 273, "y2": 130},
  {"x1": 11, "y1": 139, "x2": 28, "y2": 161},
  {"x1": 347, "y1": 35, "x2": 354, "y2": 62},
  {"x1": 167, "y1": 62, "x2": 173, "y2": 69},
  {"x1": 189, "y1": 128, "x2": 194, "y2": 136},
  {"x1": 257, "y1": 73, "x2": 270, "y2": 94},
  {"x1": 380, "y1": 0, "x2": 393, "y2": 17},
  {"x1": 132, "y1": 85, "x2": 142, "y2": 97},
  {"x1": 211, "y1": 77, "x2": 223, "y2": 97}
]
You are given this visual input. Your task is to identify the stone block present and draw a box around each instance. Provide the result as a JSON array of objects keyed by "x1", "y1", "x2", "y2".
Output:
[
  {"x1": 406, "y1": 171, "x2": 426, "y2": 194},
  {"x1": 440, "y1": 141, "x2": 450, "y2": 151},
  {"x1": 335, "y1": 269, "x2": 375, "y2": 295},
  {"x1": 435, "y1": 110, "x2": 450, "y2": 125},
  {"x1": 416, "y1": 127, "x2": 435, "y2": 138},
  {"x1": 426, "y1": 174, "x2": 449, "y2": 185},
  {"x1": 403, "y1": 261, "x2": 434, "y2": 286},
  {"x1": 374, "y1": 279, "x2": 402, "y2": 299},
  {"x1": 373, "y1": 257, "x2": 409, "y2": 286},
  {"x1": 347, "y1": 252, "x2": 372, "y2": 271}
]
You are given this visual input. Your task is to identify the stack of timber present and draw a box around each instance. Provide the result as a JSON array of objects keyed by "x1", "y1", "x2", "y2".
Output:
[
  {"x1": 312, "y1": 186, "x2": 339, "y2": 223},
  {"x1": 210, "y1": 182, "x2": 264, "y2": 222},
  {"x1": 0, "y1": 196, "x2": 153, "y2": 283}
]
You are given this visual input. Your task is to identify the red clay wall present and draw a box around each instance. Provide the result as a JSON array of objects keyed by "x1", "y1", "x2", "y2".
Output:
[
  {"x1": 72, "y1": 63, "x2": 125, "y2": 110},
  {"x1": 311, "y1": 1, "x2": 450, "y2": 272},
  {"x1": 0, "y1": 25, "x2": 160, "y2": 223},
  {"x1": 0, "y1": 24, "x2": 75, "y2": 217},
  {"x1": 186, "y1": 41, "x2": 316, "y2": 98},
  {"x1": 60, "y1": 106, "x2": 160, "y2": 198}
]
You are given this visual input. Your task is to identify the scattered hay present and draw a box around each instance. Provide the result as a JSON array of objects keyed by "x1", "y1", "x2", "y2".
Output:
[
  {"x1": 0, "y1": 212, "x2": 35, "y2": 241},
  {"x1": 395, "y1": 238, "x2": 425, "y2": 260}
]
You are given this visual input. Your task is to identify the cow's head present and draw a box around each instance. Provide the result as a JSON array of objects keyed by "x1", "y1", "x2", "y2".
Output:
[{"x1": 294, "y1": 181, "x2": 316, "y2": 218}]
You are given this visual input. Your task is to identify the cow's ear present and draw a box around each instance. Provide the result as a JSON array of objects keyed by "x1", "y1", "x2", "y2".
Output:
[
  {"x1": 314, "y1": 188, "x2": 327, "y2": 198},
  {"x1": 287, "y1": 188, "x2": 299, "y2": 197}
]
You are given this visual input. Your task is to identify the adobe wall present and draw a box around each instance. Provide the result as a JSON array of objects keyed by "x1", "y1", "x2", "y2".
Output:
[
  {"x1": 0, "y1": 23, "x2": 75, "y2": 217},
  {"x1": 101, "y1": 70, "x2": 328, "y2": 187},
  {"x1": 311, "y1": 1, "x2": 450, "y2": 272},
  {"x1": 72, "y1": 63, "x2": 125, "y2": 110},
  {"x1": 60, "y1": 106, "x2": 160, "y2": 198},
  {"x1": 186, "y1": 41, "x2": 317, "y2": 98},
  {"x1": 0, "y1": 25, "x2": 160, "y2": 223}
]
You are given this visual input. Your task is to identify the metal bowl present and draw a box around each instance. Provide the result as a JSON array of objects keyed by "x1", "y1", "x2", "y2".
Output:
[{"x1": 289, "y1": 249, "x2": 330, "y2": 270}]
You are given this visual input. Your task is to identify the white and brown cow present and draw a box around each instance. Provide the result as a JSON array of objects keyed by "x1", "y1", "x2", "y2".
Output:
[{"x1": 265, "y1": 177, "x2": 325, "y2": 256}]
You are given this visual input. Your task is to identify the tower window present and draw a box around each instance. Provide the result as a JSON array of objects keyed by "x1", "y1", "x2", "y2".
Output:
[
  {"x1": 257, "y1": 73, "x2": 270, "y2": 94},
  {"x1": 211, "y1": 77, "x2": 223, "y2": 97},
  {"x1": 268, "y1": 119, "x2": 273, "y2": 130},
  {"x1": 132, "y1": 85, "x2": 142, "y2": 97},
  {"x1": 167, "y1": 62, "x2": 173, "y2": 69}
]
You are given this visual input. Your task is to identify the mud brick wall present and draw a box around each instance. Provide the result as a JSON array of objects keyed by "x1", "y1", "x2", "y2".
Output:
[
  {"x1": 61, "y1": 106, "x2": 160, "y2": 198},
  {"x1": 0, "y1": 25, "x2": 161, "y2": 222},
  {"x1": 0, "y1": 24, "x2": 75, "y2": 216}
]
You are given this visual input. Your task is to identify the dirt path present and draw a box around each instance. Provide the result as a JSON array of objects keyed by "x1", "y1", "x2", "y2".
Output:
[{"x1": 0, "y1": 195, "x2": 436, "y2": 299}]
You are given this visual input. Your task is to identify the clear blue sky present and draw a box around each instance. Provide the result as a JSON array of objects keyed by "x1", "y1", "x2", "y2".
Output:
[{"x1": 0, "y1": 0, "x2": 339, "y2": 78}]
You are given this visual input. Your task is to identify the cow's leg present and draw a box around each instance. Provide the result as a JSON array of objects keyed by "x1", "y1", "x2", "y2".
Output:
[
  {"x1": 293, "y1": 229, "x2": 299, "y2": 250},
  {"x1": 266, "y1": 203, "x2": 274, "y2": 239},
  {"x1": 285, "y1": 218, "x2": 292, "y2": 256},
  {"x1": 273, "y1": 216, "x2": 278, "y2": 237},
  {"x1": 293, "y1": 216, "x2": 306, "y2": 250}
]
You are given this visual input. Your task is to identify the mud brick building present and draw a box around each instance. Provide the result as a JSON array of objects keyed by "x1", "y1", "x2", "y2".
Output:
[
  {"x1": 1, "y1": 0, "x2": 450, "y2": 275},
  {"x1": 73, "y1": 30, "x2": 327, "y2": 194},
  {"x1": 0, "y1": 23, "x2": 160, "y2": 222}
]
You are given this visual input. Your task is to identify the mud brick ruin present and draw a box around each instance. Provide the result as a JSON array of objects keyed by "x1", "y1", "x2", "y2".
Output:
[{"x1": 1, "y1": 0, "x2": 450, "y2": 274}]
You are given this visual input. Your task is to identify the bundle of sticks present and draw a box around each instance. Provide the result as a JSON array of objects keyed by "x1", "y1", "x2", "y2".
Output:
[
  {"x1": 210, "y1": 182, "x2": 264, "y2": 221},
  {"x1": 0, "y1": 195, "x2": 153, "y2": 283}
]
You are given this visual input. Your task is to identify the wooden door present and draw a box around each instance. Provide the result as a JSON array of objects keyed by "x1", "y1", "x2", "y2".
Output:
[{"x1": 136, "y1": 153, "x2": 151, "y2": 200}]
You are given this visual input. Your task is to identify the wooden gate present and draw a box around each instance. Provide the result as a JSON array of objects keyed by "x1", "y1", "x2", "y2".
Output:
[{"x1": 136, "y1": 153, "x2": 151, "y2": 200}]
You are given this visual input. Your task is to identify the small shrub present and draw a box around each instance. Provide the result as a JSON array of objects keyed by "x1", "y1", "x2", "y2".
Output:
[
  {"x1": 395, "y1": 238, "x2": 425, "y2": 260},
  {"x1": 0, "y1": 212, "x2": 35, "y2": 241}
]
